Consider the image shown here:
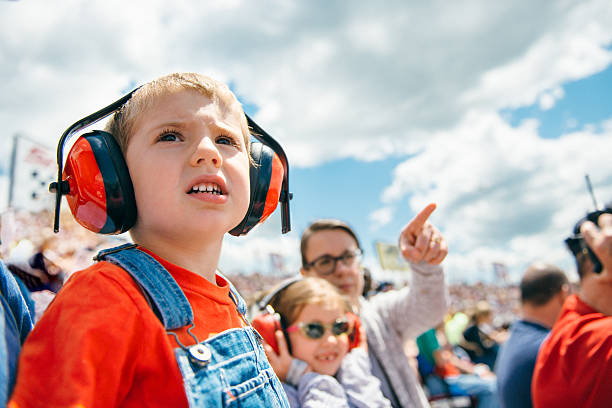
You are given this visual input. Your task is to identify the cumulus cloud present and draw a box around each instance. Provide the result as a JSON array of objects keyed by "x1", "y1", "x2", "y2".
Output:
[
  {"x1": 369, "y1": 207, "x2": 393, "y2": 230},
  {"x1": 2, "y1": 0, "x2": 611, "y2": 169},
  {"x1": 1, "y1": 0, "x2": 611, "y2": 281},
  {"x1": 380, "y1": 109, "x2": 612, "y2": 282},
  {"x1": 538, "y1": 86, "x2": 565, "y2": 110},
  {"x1": 220, "y1": 211, "x2": 301, "y2": 275}
]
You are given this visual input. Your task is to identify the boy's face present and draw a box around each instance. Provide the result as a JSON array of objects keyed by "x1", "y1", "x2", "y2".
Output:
[{"x1": 125, "y1": 89, "x2": 250, "y2": 241}]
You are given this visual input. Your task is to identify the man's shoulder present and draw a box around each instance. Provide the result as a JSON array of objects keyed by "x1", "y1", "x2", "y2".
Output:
[
  {"x1": 541, "y1": 304, "x2": 612, "y2": 363},
  {"x1": 507, "y1": 320, "x2": 549, "y2": 346},
  {"x1": 497, "y1": 322, "x2": 544, "y2": 372}
]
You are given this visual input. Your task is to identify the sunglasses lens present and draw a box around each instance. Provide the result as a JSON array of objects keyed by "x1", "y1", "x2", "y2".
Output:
[
  {"x1": 303, "y1": 323, "x2": 325, "y2": 339},
  {"x1": 332, "y1": 320, "x2": 350, "y2": 335}
]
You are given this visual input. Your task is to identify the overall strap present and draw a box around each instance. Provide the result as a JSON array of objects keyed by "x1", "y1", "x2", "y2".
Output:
[
  {"x1": 95, "y1": 243, "x2": 193, "y2": 330},
  {"x1": 219, "y1": 271, "x2": 247, "y2": 317}
]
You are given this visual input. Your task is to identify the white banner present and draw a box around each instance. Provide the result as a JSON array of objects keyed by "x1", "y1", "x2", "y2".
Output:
[{"x1": 9, "y1": 135, "x2": 56, "y2": 212}]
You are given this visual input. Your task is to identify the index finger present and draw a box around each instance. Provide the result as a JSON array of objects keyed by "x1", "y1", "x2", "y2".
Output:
[{"x1": 408, "y1": 203, "x2": 437, "y2": 231}]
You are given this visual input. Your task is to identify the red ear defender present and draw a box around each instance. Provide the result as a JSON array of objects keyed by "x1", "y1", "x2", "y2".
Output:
[
  {"x1": 50, "y1": 89, "x2": 292, "y2": 236},
  {"x1": 251, "y1": 306, "x2": 283, "y2": 354},
  {"x1": 62, "y1": 131, "x2": 136, "y2": 234},
  {"x1": 229, "y1": 142, "x2": 285, "y2": 236},
  {"x1": 229, "y1": 115, "x2": 292, "y2": 236},
  {"x1": 346, "y1": 312, "x2": 362, "y2": 351}
]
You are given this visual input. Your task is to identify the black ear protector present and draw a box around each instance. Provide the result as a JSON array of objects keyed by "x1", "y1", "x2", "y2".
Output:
[
  {"x1": 565, "y1": 206, "x2": 612, "y2": 274},
  {"x1": 49, "y1": 87, "x2": 292, "y2": 236},
  {"x1": 251, "y1": 276, "x2": 302, "y2": 354}
]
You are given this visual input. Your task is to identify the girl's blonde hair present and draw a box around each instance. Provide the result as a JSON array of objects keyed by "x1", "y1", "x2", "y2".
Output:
[
  {"x1": 267, "y1": 277, "x2": 351, "y2": 325},
  {"x1": 105, "y1": 72, "x2": 251, "y2": 154}
]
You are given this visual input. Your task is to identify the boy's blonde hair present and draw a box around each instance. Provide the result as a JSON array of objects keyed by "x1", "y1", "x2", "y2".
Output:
[
  {"x1": 268, "y1": 277, "x2": 351, "y2": 326},
  {"x1": 105, "y1": 72, "x2": 251, "y2": 154}
]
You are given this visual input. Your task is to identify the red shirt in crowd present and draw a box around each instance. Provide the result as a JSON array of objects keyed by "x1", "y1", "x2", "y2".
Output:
[
  {"x1": 532, "y1": 294, "x2": 612, "y2": 408},
  {"x1": 9, "y1": 247, "x2": 245, "y2": 408}
]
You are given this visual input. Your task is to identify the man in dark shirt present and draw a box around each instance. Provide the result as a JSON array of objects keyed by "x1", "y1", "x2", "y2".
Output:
[{"x1": 495, "y1": 262, "x2": 569, "y2": 408}]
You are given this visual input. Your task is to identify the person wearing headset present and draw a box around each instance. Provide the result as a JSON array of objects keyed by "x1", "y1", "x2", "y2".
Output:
[
  {"x1": 532, "y1": 207, "x2": 612, "y2": 408},
  {"x1": 300, "y1": 203, "x2": 448, "y2": 408},
  {"x1": 262, "y1": 277, "x2": 391, "y2": 407},
  {"x1": 9, "y1": 73, "x2": 290, "y2": 408}
]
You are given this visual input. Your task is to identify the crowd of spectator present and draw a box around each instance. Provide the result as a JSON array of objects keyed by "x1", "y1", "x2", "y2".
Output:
[
  {"x1": 1, "y1": 209, "x2": 523, "y2": 329},
  {"x1": 3, "y1": 205, "x2": 612, "y2": 408}
]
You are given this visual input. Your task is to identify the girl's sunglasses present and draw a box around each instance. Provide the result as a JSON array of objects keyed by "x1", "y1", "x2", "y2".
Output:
[{"x1": 286, "y1": 317, "x2": 352, "y2": 339}]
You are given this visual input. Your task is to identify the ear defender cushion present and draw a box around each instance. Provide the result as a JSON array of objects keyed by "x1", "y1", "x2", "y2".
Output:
[
  {"x1": 229, "y1": 142, "x2": 284, "y2": 236},
  {"x1": 251, "y1": 313, "x2": 282, "y2": 354},
  {"x1": 347, "y1": 312, "x2": 361, "y2": 351},
  {"x1": 63, "y1": 130, "x2": 136, "y2": 234}
]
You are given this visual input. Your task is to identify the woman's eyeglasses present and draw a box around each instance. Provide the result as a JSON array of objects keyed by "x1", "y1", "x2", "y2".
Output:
[
  {"x1": 303, "y1": 248, "x2": 362, "y2": 276},
  {"x1": 286, "y1": 317, "x2": 352, "y2": 339}
]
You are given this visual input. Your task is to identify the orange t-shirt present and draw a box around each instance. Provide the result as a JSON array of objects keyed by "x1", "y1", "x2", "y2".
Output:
[{"x1": 9, "y1": 248, "x2": 246, "y2": 408}]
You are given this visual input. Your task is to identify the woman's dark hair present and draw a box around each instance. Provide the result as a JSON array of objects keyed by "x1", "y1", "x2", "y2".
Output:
[{"x1": 300, "y1": 219, "x2": 361, "y2": 267}]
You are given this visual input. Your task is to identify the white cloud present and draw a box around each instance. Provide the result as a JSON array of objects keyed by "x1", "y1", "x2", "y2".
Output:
[
  {"x1": 1, "y1": 0, "x2": 612, "y2": 282},
  {"x1": 369, "y1": 207, "x2": 393, "y2": 230},
  {"x1": 219, "y1": 210, "x2": 301, "y2": 275},
  {"x1": 538, "y1": 86, "x2": 565, "y2": 110},
  {"x1": 2, "y1": 1, "x2": 611, "y2": 170},
  {"x1": 381, "y1": 109, "x2": 612, "y2": 281}
]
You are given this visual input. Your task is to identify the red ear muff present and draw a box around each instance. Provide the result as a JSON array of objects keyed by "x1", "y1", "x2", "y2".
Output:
[
  {"x1": 229, "y1": 142, "x2": 285, "y2": 236},
  {"x1": 252, "y1": 309, "x2": 282, "y2": 354},
  {"x1": 252, "y1": 277, "x2": 302, "y2": 354},
  {"x1": 63, "y1": 130, "x2": 136, "y2": 234},
  {"x1": 227, "y1": 115, "x2": 291, "y2": 236},
  {"x1": 347, "y1": 312, "x2": 362, "y2": 351},
  {"x1": 50, "y1": 89, "x2": 292, "y2": 237}
]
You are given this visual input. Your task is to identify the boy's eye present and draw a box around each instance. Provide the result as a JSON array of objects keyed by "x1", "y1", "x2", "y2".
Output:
[
  {"x1": 216, "y1": 134, "x2": 239, "y2": 147},
  {"x1": 158, "y1": 130, "x2": 181, "y2": 142}
]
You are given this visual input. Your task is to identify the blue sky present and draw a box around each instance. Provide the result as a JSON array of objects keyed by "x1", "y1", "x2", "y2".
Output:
[
  {"x1": 1, "y1": 0, "x2": 611, "y2": 283},
  {"x1": 503, "y1": 61, "x2": 612, "y2": 139}
]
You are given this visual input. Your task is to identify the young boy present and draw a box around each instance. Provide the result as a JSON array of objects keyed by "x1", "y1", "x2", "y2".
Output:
[{"x1": 9, "y1": 73, "x2": 290, "y2": 407}]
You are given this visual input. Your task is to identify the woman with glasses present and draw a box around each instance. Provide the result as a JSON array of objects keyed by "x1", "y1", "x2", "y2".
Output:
[
  {"x1": 299, "y1": 203, "x2": 448, "y2": 408},
  {"x1": 263, "y1": 277, "x2": 391, "y2": 407}
]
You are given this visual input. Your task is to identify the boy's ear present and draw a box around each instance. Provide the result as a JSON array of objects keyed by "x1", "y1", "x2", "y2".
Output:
[
  {"x1": 229, "y1": 142, "x2": 284, "y2": 236},
  {"x1": 61, "y1": 130, "x2": 137, "y2": 234}
]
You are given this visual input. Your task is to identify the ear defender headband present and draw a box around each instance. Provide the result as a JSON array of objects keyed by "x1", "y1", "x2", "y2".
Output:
[{"x1": 50, "y1": 88, "x2": 292, "y2": 236}]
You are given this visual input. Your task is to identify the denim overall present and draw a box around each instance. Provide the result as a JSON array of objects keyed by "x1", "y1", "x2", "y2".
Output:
[
  {"x1": 0, "y1": 260, "x2": 34, "y2": 406},
  {"x1": 96, "y1": 244, "x2": 289, "y2": 408}
]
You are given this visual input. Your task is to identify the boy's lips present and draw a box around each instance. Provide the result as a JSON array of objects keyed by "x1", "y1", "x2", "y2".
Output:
[{"x1": 186, "y1": 175, "x2": 228, "y2": 197}]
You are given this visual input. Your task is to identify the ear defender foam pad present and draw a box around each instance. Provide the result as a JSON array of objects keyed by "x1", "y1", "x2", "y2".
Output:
[
  {"x1": 229, "y1": 141, "x2": 284, "y2": 236},
  {"x1": 251, "y1": 313, "x2": 282, "y2": 354},
  {"x1": 63, "y1": 130, "x2": 136, "y2": 234}
]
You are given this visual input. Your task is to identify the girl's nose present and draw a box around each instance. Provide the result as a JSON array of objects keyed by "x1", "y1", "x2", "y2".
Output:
[{"x1": 323, "y1": 332, "x2": 339, "y2": 345}]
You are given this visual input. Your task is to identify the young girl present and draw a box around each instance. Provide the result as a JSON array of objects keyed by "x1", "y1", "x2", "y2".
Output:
[{"x1": 260, "y1": 277, "x2": 390, "y2": 408}]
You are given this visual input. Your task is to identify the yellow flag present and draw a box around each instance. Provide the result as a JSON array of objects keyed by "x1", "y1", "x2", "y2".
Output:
[{"x1": 375, "y1": 242, "x2": 412, "y2": 271}]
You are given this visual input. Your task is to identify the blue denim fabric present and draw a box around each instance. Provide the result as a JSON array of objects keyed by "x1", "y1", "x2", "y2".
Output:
[
  {"x1": 1, "y1": 260, "x2": 34, "y2": 406},
  {"x1": 175, "y1": 327, "x2": 287, "y2": 407},
  {"x1": 98, "y1": 245, "x2": 289, "y2": 408}
]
